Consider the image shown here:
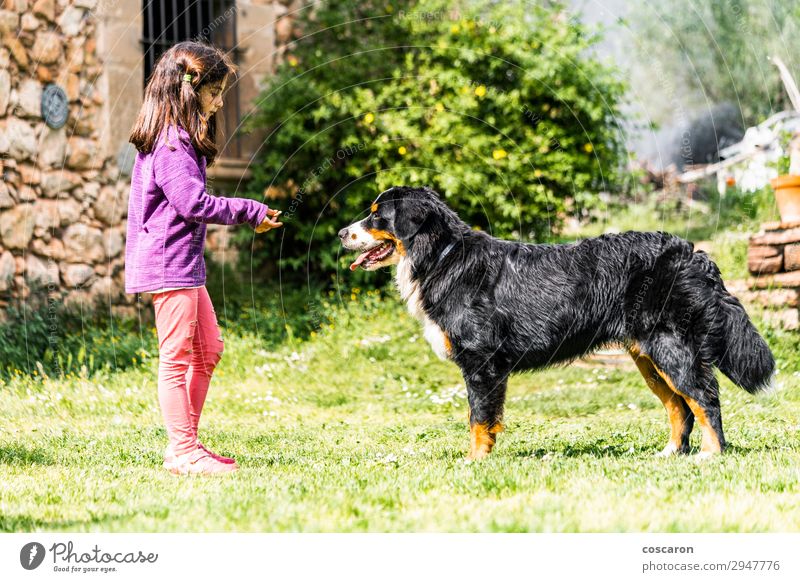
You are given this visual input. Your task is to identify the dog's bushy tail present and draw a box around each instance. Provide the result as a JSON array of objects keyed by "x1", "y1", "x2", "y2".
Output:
[{"x1": 694, "y1": 252, "x2": 775, "y2": 393}]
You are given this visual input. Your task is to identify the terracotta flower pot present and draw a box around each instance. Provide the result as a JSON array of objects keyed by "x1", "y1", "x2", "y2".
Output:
[{"x1": 770, "y1": 175, "x2": 800, "y2": 223}]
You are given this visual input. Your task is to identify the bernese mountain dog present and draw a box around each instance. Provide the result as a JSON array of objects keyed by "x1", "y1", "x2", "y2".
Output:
[{"x1": 339, "y1": 186, "x2": 775, "y2": 460}]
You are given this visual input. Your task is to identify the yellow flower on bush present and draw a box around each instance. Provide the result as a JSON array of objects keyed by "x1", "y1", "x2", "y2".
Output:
[
  {"x1": 287, "y1": 55, "x2": 299, "y2": 67},
  {"x1": 364, "y1": 112, "x2": 375, "y2": 124},
  {"x1": 474, "y1": 85, "x2": 487, "y2": 97},
  {"x1": 493, "y1": 149, "x2": 507, "y2": 160},
  {"x1": 451, "y1": 25, "x2": 460, "y2": 34},
  {"x1": 583, "y1": 143, "x2": 594, "y2": 153},
  {"x1": 398, "y1": 146, "x2": 407, "y2": 155},
  {"x1": 435, "y1": 102, "x2": 444, "y2": 112},
  {"x1": 534, "y1": 169, "x2": 543, "y2": 178}
]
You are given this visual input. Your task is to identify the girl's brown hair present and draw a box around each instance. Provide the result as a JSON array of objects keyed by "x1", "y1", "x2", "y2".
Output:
[{"x1": 129, "y1": 41, "x2": 237, "y2": 166}]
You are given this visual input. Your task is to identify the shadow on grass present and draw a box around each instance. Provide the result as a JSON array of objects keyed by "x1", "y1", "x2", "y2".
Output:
[
  {"x1": 512, "y1": 441, "x2": 661, "y2": 459},
  {"x1": 0, "y1": 444, "x2": 54, "y2": 466},
  {"x1": 0, "y1": 509, "x2": 162, "y2": 533}
]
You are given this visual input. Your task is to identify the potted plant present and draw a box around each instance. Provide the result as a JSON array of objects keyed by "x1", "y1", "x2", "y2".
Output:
[{"x1": 770, "y1": 131, "x2": 800, "y2": 223}]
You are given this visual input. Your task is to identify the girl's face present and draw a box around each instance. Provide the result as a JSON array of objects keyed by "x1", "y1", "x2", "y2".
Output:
[{"x1": 198, "y1": 76, "x2": 227, "y2": 118}]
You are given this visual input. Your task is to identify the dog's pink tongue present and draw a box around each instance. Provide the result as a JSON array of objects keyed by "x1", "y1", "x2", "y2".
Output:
[{"x1": 349, "y1": 250, "x2": 371, "y2": 271}]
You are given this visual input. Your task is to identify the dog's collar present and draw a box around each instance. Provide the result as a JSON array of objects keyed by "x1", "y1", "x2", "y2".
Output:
[{"x1": 434, "y1": 241, "x2": 457, "y2": 267}]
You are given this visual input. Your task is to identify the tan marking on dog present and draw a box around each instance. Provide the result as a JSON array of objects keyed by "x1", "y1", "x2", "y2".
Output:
[
  {"x1": 628, "y1": 345, "x2": 692, "y2": 456},
  {"x1": 367, "y1": 228, "x2": 406, "y2": 256},
  {"x1": 468, "y1": 422, "x2": 504, "y2": 459},
  {"x1": 396, "y1": 257, "x2": 449, "y2": 360},
  {"x1": 371, "y1": 202, "x2": 378, "y2": 213},
  {"x1": 629, "y1": 343, "x2": 722, "y2": 455},
  {"x1": 680, "y1": 396, "x2": 721, "y2": 454}
]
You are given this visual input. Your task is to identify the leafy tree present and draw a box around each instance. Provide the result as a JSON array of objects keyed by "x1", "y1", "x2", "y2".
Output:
[
  {"x1": 633, "y1": 0, "x2": 800, "y2": 126},
  {"x1": 240, "y1": 0, "x2": 629, "y2": 283}
]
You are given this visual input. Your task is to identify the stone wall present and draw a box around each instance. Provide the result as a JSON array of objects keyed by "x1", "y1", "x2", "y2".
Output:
[
  {"x1": 0, "y1": 0, "x2": 302, "y2": 321},
  {"x1": 0, "y1": 0, "x2": 131, "y2": 319}
]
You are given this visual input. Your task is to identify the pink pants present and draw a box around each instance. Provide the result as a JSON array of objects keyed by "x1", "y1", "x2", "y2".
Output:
[{"x1": 152, "y1": 286, "x2": 225, "y2": 457}]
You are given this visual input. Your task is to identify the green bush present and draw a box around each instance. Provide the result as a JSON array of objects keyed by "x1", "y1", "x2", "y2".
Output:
[
  {"x1": 0, "y1": 295, "x2": 155, "y2": 381},
  {"x1": 239, "y1": 0, "x2": 629, "y2": 283}
]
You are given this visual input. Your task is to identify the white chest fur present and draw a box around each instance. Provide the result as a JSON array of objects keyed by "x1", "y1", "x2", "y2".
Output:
[{"x1": 396, "y1": 258, "x2": 450, "y2": 360}]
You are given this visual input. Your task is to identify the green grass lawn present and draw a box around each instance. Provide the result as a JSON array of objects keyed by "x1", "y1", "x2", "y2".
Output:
[{"x1": 1, "y1": 290, "x2": 799, "y2": 532}]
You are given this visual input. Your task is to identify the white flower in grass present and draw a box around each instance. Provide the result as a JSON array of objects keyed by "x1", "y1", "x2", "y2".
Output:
[
  {"x1": 430, "y1": 384, "x2": 467, "y2": 405},
  {"x1": 375, "y1": 452, "x2": 398, "y2": 465},
  {"x1": 359, "y1": 335, "x2": 392, "y2": 347},
  {"x1": 254, "y1": 363, "x2": 275, "y2": 375}
]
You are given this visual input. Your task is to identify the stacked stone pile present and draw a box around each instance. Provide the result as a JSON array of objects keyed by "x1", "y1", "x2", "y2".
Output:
[{"x1": 741, "y1": 220, "x2": 800, "y2": 330}]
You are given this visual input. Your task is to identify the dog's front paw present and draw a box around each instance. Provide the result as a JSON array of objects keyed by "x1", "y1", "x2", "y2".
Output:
[
  {"x1": 655, "y1": 442, "x2": 680, "y2": 457},
  {"x1": 466, "y1": 447, "x2": 491, "y2": 461}
]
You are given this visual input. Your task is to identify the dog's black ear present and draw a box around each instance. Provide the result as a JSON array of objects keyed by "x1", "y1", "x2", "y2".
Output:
[{"x1": 393, "y1": 196, "x2": 441, "y2": 248}]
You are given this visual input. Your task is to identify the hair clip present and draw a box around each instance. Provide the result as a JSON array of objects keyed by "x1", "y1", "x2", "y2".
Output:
[{"x1": 182, "y1": 73, "x2": 193, "y2": 83}]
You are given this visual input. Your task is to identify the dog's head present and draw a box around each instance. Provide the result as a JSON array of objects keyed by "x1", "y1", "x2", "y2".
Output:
[{"x1": 339, "y1": 186, "x2": 451, "y2": 271}]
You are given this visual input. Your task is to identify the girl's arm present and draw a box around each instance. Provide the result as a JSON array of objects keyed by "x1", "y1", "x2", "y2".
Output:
[{"x1": 154, "y1": 137, "x2": 268, "y2": 228}]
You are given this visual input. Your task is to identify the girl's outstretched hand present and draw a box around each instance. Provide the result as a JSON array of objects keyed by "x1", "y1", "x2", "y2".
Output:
[{"x1": 255, "y1": 208, "x2": 283, "y2": 233}]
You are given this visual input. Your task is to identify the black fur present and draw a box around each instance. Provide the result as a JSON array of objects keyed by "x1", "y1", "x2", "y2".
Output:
[{"x1": 343, "y1": 186, "x2": 776, "y2": 454}]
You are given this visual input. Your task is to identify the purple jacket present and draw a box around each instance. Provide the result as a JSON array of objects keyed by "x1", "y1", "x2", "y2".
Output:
[{"x1": 124, "y1": 124, "x2": 269, "y2": 294}]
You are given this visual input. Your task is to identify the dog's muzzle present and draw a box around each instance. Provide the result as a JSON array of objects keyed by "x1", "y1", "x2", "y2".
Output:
[{"x1": 339, "y1": 221, "x2": 396, "y2": 271}]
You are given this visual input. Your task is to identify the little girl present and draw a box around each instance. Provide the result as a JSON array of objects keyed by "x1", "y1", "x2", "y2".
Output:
[{"x1": 125, "y1": 41, "x2": 282, "y2": 475}]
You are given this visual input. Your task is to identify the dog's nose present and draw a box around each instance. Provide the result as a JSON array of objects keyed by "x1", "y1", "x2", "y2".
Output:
[{"x1": 338, "y1": 227, "x2": 348, "y2": 240}]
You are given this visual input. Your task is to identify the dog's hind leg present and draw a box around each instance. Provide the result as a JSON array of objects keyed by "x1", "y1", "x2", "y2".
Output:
[
  {"x1": 465, "y1": 370, "x2": 507, "y2": 460},
  {"x1": 628, "y1": 344, "x2": 694, "y2": 456},
  {"x1": 678, "y1": 369, "x2": 725, "y2": 459},
  {"x1": 637, "y1": 338, "x2": 726, "y2": 458}
]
